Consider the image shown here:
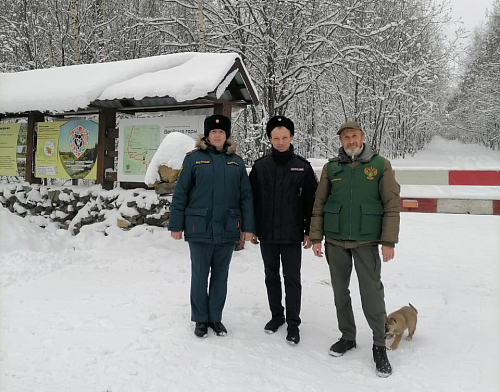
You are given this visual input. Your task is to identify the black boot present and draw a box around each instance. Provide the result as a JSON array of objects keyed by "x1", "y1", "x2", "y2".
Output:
[
  {"x1": 286, "y1": 325, "x2": 300, "y2": 345},
  {"x1": 264, "y1": 317, "x2": 285, "y2": 334},
  {"x1": 329, "y1": 338, "x2": 356, "y2": 357},
  {"x1": 373, "y1": 345, "x2": 392, "y2": 378},
  {"x1": 194, "y1": 322, "x2": 208, "y2": 338},
  {"x1": 208, "y1": 322, "x2": 227, "y2": 336}
]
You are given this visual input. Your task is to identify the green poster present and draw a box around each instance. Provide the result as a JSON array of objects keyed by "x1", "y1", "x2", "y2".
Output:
[
  {"x1": 35, "y1": 122, "x2": 61, "y2": 177},
  {"x1": 35, "y1": 120, "x2": 98, "y2": 179},
  {"x1": 0, "y1": 123, "x2": 22, "y2": 176}
]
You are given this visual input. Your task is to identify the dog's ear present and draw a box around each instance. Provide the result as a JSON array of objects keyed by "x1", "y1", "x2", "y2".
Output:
[{"x1": 389, "y1": 317, "x2": 396, "y2": 324}]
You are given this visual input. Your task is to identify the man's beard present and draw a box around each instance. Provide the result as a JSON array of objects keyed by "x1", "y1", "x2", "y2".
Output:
[{"x1": 345, "y1": 145, "x2": 363, "y2": 158}]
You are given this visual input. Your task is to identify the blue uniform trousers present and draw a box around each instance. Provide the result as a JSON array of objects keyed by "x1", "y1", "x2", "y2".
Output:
[{"x1": 188, "y1": 241, "x2": 234, "y2": 322}]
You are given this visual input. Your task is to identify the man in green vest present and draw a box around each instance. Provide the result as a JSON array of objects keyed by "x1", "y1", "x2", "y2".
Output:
[{"x1": 309, "y1": 121, "x2": 400, "y2": 378}]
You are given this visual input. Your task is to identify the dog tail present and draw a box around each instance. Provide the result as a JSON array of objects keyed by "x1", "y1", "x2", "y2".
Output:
[{"x1": 409, "y1": 303, "x2": 418, "y2": 314}]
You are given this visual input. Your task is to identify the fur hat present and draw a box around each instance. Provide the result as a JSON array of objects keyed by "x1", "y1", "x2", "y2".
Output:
[
  {"x1": 204, "y1": 114, "x2": 231, "y2": 138},
  {"x1": 266, "y1": 116, "x2": 294, "y2": 138},
  {"x1": 337, "y1": 121, "x2": 362, "y2": 135}
]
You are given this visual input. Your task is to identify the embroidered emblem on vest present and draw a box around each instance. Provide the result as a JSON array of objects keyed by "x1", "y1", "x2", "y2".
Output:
[
  {"x1": 195, "y1": 160, "x2": 211, "y2": 164},
  {"x1": 290, "y1": 167, "x2": 304, "y2": 171},
  {"x1": 226, "y1": 161, "x2": 239, "y2": 165},
  {"x1": 364, "y1": 166, "x2": 378, "y2": 180}
]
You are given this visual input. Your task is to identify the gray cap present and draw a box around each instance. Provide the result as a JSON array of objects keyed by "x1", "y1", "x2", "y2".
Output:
[{"x1": 337, "y1": 121, "x2": 361, "y2": 135}]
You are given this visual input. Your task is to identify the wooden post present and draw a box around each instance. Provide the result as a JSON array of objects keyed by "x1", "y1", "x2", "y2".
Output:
[
  {"x1": 213, "y1": 103, "x2": 232, "y2": 118},
  {"x1": 26, "y1": 111, "x2": 44, "y2": 184},
  {"x1": 96, "y1": 108, "x2": 116, "y2": 190}
]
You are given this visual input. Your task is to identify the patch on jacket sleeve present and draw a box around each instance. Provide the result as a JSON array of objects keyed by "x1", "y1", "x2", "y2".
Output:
[
  {"x1": 290, "y1": 167, "x2": 305, "y2": 171},
  {"x1": 195, "y1": 160, "x2": 211, "y2": 164},
  {"x1": 226, "y1": 161, "x2": 239, "y2": 166}
]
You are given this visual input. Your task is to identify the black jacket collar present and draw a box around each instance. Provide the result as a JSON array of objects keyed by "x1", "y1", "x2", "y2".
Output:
[{"x1": 271, "y1": 144, "x2": 295, "y2": 164}]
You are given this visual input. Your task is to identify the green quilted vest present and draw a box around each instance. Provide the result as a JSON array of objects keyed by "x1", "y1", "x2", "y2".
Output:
[{"x1": 324, "y1": 155, "x2": 385, "y2": 241}]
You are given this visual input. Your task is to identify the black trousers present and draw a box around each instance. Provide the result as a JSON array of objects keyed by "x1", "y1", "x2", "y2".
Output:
[{"x1": 260, "y1": 241, "x2": 302, "y2": 327}]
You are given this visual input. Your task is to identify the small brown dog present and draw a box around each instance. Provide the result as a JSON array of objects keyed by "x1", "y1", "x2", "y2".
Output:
[{"x1": 386, "y1": 303, "x2": 418, "y2": 350}]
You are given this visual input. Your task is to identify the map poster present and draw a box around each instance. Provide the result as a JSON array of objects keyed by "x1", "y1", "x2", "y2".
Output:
[
  {"x1": 117, "y1": 116, "x2": 204, "y2": 182},
  {"x1": 35, "y1": 120, "x2": 98, "y2": 179}
]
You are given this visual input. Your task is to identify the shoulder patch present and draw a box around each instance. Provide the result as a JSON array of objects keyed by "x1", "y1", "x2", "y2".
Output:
[{"x1": 186, "y1": 148, "x2": 200, "y2": 156}]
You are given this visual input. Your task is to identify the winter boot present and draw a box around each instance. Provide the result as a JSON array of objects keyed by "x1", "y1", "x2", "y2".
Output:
[
  {"x1": 286, "y1": 325, "x2": 300, "y2": 345},
  {"x1": 329, "y1": 338, "x2": 357, "y2": 357},
  {"x1": 208, "y1": 322, "x2": 227, "y2": 336},
  {"x1": 264, "y1": 317, "x2": 285, "y2": 334},
  {"x1": 373, "y1": 345, "x2": 392, "y2": 378},
  {"x1": 194, "y1": 322, "x2": 208, "y2": 338}
]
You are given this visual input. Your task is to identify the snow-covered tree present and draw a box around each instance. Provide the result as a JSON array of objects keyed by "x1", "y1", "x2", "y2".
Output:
[
  {"x1": 447, "y1": 0, "x2": 500, "y2": 150},
  {"x1": 0, "y1": 0, "x2": 472, "y2": 159}
]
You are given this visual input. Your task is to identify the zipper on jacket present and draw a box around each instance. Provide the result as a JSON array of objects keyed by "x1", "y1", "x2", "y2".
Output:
[
  {"x1": 349, "y1": 168, "x2": 354, "y2": 239},
  {"x1": 298, "y1": 186, "x2": 302, "y2": 196}
]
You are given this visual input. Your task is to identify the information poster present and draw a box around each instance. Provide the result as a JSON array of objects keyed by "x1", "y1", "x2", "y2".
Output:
[
  {"x1": 35, "y1": 120, "x2": 98, "y2": 179},
  {"x1": 117, "y1": 116, "x2": 204, "y2": 182},
  {"x1": 0, "y1": 123, "x2": 27, "y2": 177}
]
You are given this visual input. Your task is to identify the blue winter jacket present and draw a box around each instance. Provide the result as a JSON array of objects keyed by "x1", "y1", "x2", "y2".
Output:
[{"x1": 168, "y1": 136, "x2": 255, "y2": 243}]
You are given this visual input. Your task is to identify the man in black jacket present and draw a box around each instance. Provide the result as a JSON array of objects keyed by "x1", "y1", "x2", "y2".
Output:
[{"x1": 249, "y1": 116, "x2": 318, "y2": 345}]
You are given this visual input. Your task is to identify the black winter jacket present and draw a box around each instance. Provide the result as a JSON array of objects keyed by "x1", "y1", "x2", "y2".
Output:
[{"x1": 249, "y1": 146, "x2": 318, "y2": 243}]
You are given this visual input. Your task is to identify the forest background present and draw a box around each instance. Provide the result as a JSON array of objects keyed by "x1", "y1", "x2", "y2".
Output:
[{"x1": 1, "y1": 0, "x2": 499, "y2": 164}]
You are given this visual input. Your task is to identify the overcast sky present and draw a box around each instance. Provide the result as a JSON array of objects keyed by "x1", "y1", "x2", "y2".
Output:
[{"x1": 446, "y1": 0, "x2": 495, "y2": 39}]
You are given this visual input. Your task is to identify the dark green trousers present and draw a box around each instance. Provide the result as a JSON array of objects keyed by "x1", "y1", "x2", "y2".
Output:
[
  {"x1": 188, "y1": 242, "x2": 234, "y2": 323},
  {"x1": 324, "y1": 242, "x2": 387, "y2": 346}
]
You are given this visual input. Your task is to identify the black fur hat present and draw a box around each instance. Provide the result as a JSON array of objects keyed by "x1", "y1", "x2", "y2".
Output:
[
  {"x1": 204, "y1": 114, "x2": 231, "y2": 138},
  {"x1": 266, "y1": 116, "x2": 294, "y2": 138}
]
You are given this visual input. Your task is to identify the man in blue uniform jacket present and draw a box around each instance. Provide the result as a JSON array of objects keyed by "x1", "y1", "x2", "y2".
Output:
[{"x1": 169, "y1": 114, "x2": 255, "y2": 338}]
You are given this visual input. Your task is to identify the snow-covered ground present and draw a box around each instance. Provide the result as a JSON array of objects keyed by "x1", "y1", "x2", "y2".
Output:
[
  {"x1": 1, "y1": 207, "x2": 499, "y2": 392},
  {"x1": 1, "y1": 136, "x2": 499, "y2": 392},
  {"x1": 391, "y1": 137, "x2": 500, "y2": 170}
]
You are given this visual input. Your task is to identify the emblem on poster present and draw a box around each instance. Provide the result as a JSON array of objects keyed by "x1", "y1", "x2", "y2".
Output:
[{"x1": 69, "y1": 125, "x2": 90, "y2": 158}]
